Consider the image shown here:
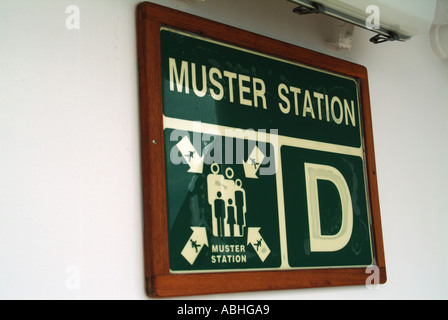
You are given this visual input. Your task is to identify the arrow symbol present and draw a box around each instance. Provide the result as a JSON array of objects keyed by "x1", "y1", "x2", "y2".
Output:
[
  {"x1": 243, "y1": 146, "x2": 265, "y2": 179},
  {"x1": 176, "y1": 136, "x2": 205, "y2": 174},
  {"x1": 181, "y1": 227, "x2": 209, "y2": 266},
  {"x1": 247, "y1": 227, "x2": 271, "y2": 262}
]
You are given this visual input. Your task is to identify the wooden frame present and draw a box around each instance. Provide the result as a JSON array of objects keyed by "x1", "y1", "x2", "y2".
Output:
[{"x1": 136, "y1": 2, "x2": 386, "y2": 298}]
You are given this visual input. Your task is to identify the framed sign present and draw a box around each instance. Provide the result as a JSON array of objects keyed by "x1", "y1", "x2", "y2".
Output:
[{"x1": 137, "y1": 2, "x2": 386, "y2": 297}]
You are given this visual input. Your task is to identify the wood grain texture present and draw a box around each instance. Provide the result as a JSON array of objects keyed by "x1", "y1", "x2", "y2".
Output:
[{"x1": 136, "y1": 2, "x2": 386, "y2": 298}]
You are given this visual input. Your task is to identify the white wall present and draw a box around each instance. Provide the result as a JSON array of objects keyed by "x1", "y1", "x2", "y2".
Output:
[{"x1": 1, "y1": 0, "x2": 447, "y2": 299}]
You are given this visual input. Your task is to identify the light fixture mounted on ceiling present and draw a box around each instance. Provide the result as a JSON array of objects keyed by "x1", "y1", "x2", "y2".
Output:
[
  {"x1": 290, "y1": 0, "x2": 448, "y2": 46},
  {"x1": 289, "y1": 0, "x2": 411, "y2": 44}
]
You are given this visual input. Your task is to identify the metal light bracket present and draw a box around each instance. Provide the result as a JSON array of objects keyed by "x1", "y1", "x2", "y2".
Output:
[
  {"x1": 293, "y1": 2, "x2": 326, "y2": 15},
  {"x1": 289, "y1": 0, "x2": 411, "y2": 44}
]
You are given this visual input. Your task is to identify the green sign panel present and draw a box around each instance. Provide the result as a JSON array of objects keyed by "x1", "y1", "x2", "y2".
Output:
[{"x1": 161, "y1": 27, "x2": 374, "y2": 273}]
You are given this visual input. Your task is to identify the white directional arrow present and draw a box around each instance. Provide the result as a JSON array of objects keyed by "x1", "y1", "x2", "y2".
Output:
[
  {"x1": 243, "y1": 146, "x2": 265, "y2": 179},
  {"x1": 247, "y1": 227, "x2": 271, "y2": 262},
  {"x1": 176, "y1": 136, "x2": 205, "y2": 174},
  {"x1": 181, "y1": 227, "x2": 209, "y2": 266}
]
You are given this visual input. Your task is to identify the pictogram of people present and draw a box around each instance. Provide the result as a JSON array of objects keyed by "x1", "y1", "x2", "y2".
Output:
[
  {"x1": 214, "y1": 191, "x2": 225, "y2": 237},
  {"x1": 234, "y1": 179, "x2": 246, "y2": 237},
  {"x1": 227, "y1": 199, "x2": 236, "y2": 238},
  {"x1": 207, "y1": 163, "x2": 247, "y2": 238}
]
